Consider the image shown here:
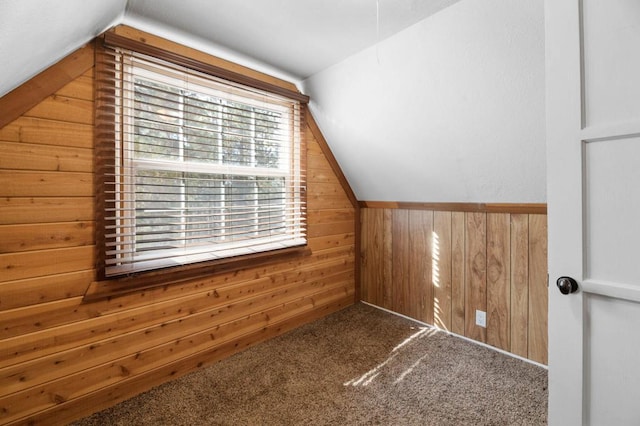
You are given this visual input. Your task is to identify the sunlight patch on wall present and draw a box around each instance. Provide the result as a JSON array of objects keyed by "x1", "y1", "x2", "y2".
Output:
[{"x1": 432, "y1": 230, "x2": 449, "y2": 331}]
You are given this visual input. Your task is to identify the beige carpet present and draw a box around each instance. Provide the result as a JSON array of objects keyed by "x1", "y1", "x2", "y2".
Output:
[{"x1": 73, "y1": 303, "x2": 548, "y2": 425}]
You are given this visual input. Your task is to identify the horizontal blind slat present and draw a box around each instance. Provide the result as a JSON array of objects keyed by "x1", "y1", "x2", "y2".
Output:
[{"x1": 96, "y1": 45, "x2": 306, "y2": 277}]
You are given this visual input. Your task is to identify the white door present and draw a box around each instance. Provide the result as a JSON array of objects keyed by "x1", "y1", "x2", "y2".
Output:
[{"x1": 546, "y1": 0, "x2": 640, "y2": 424}]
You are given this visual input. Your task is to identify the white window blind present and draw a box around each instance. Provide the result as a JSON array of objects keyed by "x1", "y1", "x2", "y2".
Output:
[{"x1": 96, "y1": 46, "x2": 306, "y2": 277}]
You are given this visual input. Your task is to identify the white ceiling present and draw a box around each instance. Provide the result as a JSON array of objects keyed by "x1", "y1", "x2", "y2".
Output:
[
  {"x1": 124, "y1": 0, "x2": 460, "y2": 79},
  {"x1": 0, "y1": 0, "x2": 460, "y2": 96},
  {"x1": 0, "y1": 0, "x2": 126, "y2": 96},
  {"x1": 0, "y1": 0, "x2": 546, "y2": 204}
]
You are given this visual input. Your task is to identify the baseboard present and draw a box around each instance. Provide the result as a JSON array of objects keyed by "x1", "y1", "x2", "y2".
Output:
[{"x1": 361, "y1": 301, "x2": 548, "y2": 370}]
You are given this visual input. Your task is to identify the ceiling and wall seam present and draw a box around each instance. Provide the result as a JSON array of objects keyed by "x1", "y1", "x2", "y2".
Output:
[{"x1": 0, "y1": 0, "x2": 546, "y2": 203}]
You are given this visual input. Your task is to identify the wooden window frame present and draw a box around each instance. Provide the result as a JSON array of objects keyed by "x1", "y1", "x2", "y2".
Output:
[{"x1": 88, "y1": 33, "x2": 309, "y2": 301}]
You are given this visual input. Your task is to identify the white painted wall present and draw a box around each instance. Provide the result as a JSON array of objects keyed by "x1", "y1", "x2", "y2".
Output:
[{"x1": 303, "y1": 0, "x2": 545, "y2": 203}]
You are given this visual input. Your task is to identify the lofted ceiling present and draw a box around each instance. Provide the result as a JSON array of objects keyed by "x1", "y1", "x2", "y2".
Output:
[
  {"x1": 0, "y1": 0, "x2": 126, "y2": 97},
  {"x1": 0, "y1": 0, "x2": 460, "y2": 97},
  {"x1": 0, "y1": 0, "x2": 544, "y2": 204},
  {"x1": 124, "y1": 0, "x2": 460, "y2": 79}
]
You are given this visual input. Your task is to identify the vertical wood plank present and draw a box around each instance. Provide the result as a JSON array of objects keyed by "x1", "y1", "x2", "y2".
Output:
[
  {"x1": 372, "y1": 209, "x2": 385, "y2": 306},
  {"x1": 361, "y1": 208, "x2": 386, "y2": 307},
  {"x1": 392, "y1": 209, "x2": 410, "y2": 316},
  {"x1": 486, "y1": 213, "x2": 511, "y2": 351},
  {"x1": 382, "y1": 209, "x2": 394, "y2": 310},
  {"x1": 360, "y1": 208, "x2": 370, "y2": 303},
  {"x1": 433, "y1": 211, "x2": 452, "y2": 331},
  {"x1": 354, "y1": 205, "x2": 361, "y2": 303},
  {"x1": 465, "y1": 212, "x2": 487, "y2": 342},
  {"x1": 510, "y1": 214, "x2": 529, "y2": 358},
  {"x1": 451, "y1": 211, "x2": 466, "y2": 335},
  {"x1": 408, "y1": 210, "x2": 433, "y2": 324},
  {"x1": 528, "y1": 214, "x2": 548, "y2": 364}
]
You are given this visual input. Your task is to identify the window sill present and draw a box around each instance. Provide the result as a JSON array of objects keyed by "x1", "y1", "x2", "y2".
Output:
[{"x1": 83, "y1": 245, "x2": 310, "y2": 302}]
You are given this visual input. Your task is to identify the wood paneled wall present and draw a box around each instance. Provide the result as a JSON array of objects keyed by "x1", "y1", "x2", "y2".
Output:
[
  {"x1": 360, "y1": 207, "x2": 548, "y2": 364},
  {"x1": 0, "y1": 35, "x2": 356, "y2": 425}
]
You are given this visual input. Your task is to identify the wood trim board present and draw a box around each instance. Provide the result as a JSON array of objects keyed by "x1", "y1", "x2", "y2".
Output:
[
  {"x1": 304, "y1": 109, "x2": 360, "y2": 302},
  {"x1": 359, "y1": 201, "x2": 547, "y2": 215},
  {"x1": 112, "y1": 25, "x2": 299, "y2": 94},
  {"x1": 102, "y1": 31, "x2": 309, "y2": 103},
  {"x1": 305, "y1": 110, "x2": 358, "y2": 209},
  {"x1": 0, "y1": 44, "x2": 95, "y2": 129}
]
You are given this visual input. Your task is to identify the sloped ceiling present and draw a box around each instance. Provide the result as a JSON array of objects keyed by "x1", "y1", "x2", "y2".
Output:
[
  {"x1": 124, "y1": 0, "x2": 461, "y2": 80},
  {"x1": 0, "y1": 0, "x2": 545, "y2": 203},
  {"x1": 0, "y1": 0, "x2": 460, "y2": 96},
  {"x1": 0, "y1": 0, "x2": 127, "y2": 96}
]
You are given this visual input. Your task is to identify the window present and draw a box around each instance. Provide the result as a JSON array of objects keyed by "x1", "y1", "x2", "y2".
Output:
[{"x1": 96, "y1": 45, "x2": 306, "y2": 278}]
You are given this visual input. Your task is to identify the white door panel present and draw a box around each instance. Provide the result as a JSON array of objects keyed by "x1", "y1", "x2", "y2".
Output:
[
  {"x1": 586, "y1": 295, "x2": 640, "y2": 425},
  {"x1": 582, "y1": 0, "x2": 640, "y2": 127},
  {"x1": 585, "y1": 136, "x2": 640, "y2": 284},
  {"x1": 546, "y1": 0, "x2": 640, "y2": 424}
]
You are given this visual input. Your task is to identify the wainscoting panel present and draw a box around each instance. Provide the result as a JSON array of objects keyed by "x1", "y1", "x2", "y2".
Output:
[{"x1": 361, "y1": 206, "x2": 548, "y2": 364}]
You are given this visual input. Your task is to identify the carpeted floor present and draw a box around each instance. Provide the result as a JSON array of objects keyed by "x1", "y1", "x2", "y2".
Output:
[{"x1": 73, "y1": 303, "x2": 548, "y2": 425}]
